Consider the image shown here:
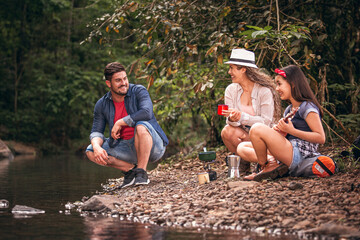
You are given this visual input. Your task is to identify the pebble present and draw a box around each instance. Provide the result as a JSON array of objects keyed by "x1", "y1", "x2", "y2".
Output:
[
  {"x1": 0, "y1": 199, "x2": 9, "y2": 209},
  {"x1": 288, "y1": 182, "x2": 303, "y2": 190},
  {"x1": 72, "y1": 149, "x2": 360, "y2": 238}
]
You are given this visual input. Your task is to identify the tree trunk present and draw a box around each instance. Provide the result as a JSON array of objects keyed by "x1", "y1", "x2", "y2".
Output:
[{"x1": 67, "y1": 0, "x2": 75, "y2": 45}]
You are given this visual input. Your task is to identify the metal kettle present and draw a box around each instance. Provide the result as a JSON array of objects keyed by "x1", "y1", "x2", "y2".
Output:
[{"x1": 227, "y1": 155, "x2": 240, "y2": 178}]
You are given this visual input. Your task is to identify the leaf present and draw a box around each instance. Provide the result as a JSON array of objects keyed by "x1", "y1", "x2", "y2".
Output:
[
  {"x1": 145, "y1": 59, "x2": 154, "y2": 66},
  {"x1": 137, "y1": 75, "x2": 149, "y2": 79},
  {"x1": 113, "y1": 28, "x2": 119, "y2": 33},
  {"x1": 193, "y1": 82, "x2": 202, "y2": 93},
  {"x1": 264, "y1": 26, "x2": 272, "y2": 31},
  {"x1": 318, "y1": 34, "x2": 328, "y2": 42},
  {"x1": 147, "y1": 75, "x2": 154, "y2": 89},
  {"x1": 222, "y1": 6, "x2": 231, "y2": 17},
  {"x1": 289, "y1": 47, "x2": 300, "y2": 56},
  {"x1": 201, "y1": 83, "x2": 207, "y2": 91},
  {"x1": 251, "y1": 30, "x2": 268, "y2": 38},
  {"x1": 246, "y1": 25, "x2": 263, "y2": 31},
  {"x1": 146, "y1": 27, "x2": 153, "y2": 35},
  {"x1": 167, "y1": 68, "x2": 172, "y2": 77},
  {"x1": 206, "y1": 46, "x2": 217, "y2": 56},
  {"x1": 217, "y1": 55, "x2": 223, "y2": 64},
  {"x1": 129, "y1": 2, "x2": 138, "y2": 12},
  {"x1": 271, "y1": 52, "x2": 278, "y2": 61},
  {"x1": 240, "y1": 30, "x2": 254, "y2": 36},
  {"x1": 291, "y1": 32, "x2": 302, "y2": 39},
  {"x1": 147, "y1": 36, "x2": 152, "y2": 45},
  {"x1": 106, "y1": 26, "x2": 109, "y2": 32}
]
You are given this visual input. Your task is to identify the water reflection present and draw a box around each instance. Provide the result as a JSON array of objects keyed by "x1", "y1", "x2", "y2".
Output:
[
  {"x1": 0, "y1": 158, "x2": 10, "y2": 177},
  {"x1": 84, "y1": 217, "x2": 154, "y2": 240}
]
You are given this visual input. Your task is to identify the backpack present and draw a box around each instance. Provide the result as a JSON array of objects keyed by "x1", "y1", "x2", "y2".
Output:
[{"x1": 290, "y1": 155, "x2": 337, "y2": 178}]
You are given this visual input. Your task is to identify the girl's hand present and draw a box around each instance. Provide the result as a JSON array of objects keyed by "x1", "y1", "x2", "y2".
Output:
[
  {"x1": 272, "y1": 124, "x2": 287, "y2": 137},
  {"x1": 276, "y1": 118, "x2": 295, "y2": 135}
]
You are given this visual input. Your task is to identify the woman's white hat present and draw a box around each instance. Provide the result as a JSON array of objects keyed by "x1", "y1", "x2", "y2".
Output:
[{"x1": 224, "y1": 49, "x2": 258, "y2": 68}]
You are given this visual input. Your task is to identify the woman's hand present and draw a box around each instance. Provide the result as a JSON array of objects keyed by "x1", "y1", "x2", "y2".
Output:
[
  {"x1": 222, "y1": 108, "x2": 232, "y2": 117},
  {"x1": 223, "y1": 108, "x2": 241, "y2": 122}
]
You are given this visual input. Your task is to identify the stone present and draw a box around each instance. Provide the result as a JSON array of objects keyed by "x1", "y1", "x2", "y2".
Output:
[
  {"x1": 288, "y1": 182, "x2": 303, "y2": 190},
  {"x1": 305, "y1": 223, "x2": 360, "y2": 238},
  {"x1": 0, "y1": 139, "x2": 13, "y2": 159},
  {"x1": 282, "y1": 218, "x2": 294, "y2": 226},
  {"x1": 292, "y1": 220, "x2": 313, "y2": 230},
  {"x1": 12, "y1": 205, "x2": 45, "y2": 214},
  {"x1": 81, "y1": 195, "x2": 121, "y2": 212},
  {"x1": 317, "y1": 213, "x2": 346, "y2": 221},
  {"x1": 4, "y1": 140, "x2": 36, "y2": 156},
  {"x1": 227, "y1": 181, "x2": 259, "y2": 190}
]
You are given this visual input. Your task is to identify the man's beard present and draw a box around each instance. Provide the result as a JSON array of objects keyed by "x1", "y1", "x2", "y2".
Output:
[
  {"x1": 113, "y1": 90, "x2": 127, "y2": 96},
  {"x1": 112, "y1": 85, "x2": 128, "y2": 96}
]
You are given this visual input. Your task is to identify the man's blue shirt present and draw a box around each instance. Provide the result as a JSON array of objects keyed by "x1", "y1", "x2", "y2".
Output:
[{"x1": 90, "y1": 83, "x2": 169, "y2": 146}]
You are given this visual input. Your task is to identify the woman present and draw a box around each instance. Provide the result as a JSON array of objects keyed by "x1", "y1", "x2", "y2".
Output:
[
  {"x1": 221, "y1": 48, "x2": 280, "y2": 174},
  {"x1": 238, "y1": 65, "x2": 326, "y2": 181}
]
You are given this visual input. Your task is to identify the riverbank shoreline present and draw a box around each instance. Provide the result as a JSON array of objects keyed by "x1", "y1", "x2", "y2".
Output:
[{"x1": 73, "y1": 148, "x2": 360, "y2": 239}]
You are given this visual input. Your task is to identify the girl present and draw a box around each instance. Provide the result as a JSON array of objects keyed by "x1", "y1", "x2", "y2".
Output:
[{"x1": 237, "y1": 65, "x2": 325, "y2": 181}]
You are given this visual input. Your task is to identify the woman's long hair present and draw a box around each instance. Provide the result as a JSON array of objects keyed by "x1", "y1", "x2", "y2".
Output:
[
  {"x1": 244, "y1": 66, "x2": 281, "y2": 121},
  {"x1": 280, "y1": 65, "x2": 323, "y2": 117}
]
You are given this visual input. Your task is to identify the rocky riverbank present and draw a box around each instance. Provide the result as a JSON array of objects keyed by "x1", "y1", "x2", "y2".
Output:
[{"x1": 73, "y1": 149, "x2": 360, "y2": 239}]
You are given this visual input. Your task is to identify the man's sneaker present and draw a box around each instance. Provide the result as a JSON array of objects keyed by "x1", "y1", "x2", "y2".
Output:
[
  {"x1": 134, "y1": 168, "x2": 150, "y2": 186},
  {"x1": 119, "y1": 168, "x2": 136, "y2": 188}
]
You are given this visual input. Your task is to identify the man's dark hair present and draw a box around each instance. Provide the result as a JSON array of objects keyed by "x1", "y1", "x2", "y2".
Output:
[{"x1": 104, "y1": 62, "x2": 126, "y2": 81}]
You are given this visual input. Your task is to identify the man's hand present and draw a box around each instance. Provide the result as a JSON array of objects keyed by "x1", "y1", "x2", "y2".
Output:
[
  {"x1": 93, "y1": 145, "x2": 109, "y2": 166},
  {"x1": 111, "y1": 121, "x2": 122, "y2": 140},
  {"x1": 111, "y1": 118, "x2": 128, "y2": 140}
]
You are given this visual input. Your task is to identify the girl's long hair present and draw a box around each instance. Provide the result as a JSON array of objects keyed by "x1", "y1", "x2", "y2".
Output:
[
  {"x1": 281, "y1": 65, "x2": 323, "y2": 117},
  {"x1": 244, "y1": 66, "x2": 281, "y2": 121}
]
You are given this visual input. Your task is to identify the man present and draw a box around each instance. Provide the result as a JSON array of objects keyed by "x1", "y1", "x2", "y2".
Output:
[{"x1": 86, "y1": 62, "x2": 168, "y2": 188}]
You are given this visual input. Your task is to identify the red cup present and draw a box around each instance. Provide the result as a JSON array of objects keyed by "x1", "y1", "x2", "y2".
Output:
[{"x1": 217, "y1": 104, "x2": 228, "y2": 115}]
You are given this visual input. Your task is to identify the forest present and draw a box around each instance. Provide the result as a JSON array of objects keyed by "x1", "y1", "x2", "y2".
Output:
[{"x1": 0, "y1": 0, "x2": 359, "y2": 155}]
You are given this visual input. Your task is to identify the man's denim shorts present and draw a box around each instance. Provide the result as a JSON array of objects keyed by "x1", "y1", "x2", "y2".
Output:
[{"x1": 86, "y1": 121, "x2": 166, "y2": 165}]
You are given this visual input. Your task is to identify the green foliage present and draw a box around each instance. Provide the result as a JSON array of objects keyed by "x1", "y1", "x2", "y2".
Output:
[
  {"x1": 0, "y1": 0, "x2": 359, "y2": 154},
  {"x1": 0, "y1": 0, "x2": 136, "y2": 152},
  {"x1": 83, "y1": 0, "x2": 322, "y2": 147}
]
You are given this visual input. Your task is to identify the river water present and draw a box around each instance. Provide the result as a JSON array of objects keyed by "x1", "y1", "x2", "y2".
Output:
[{"x1": 0, "y1": 154, "x2": 299, "y2": 239}]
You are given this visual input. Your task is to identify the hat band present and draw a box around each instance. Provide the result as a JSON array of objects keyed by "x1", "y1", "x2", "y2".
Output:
[{"x1": 229, "y1": 58, "x2": 255, "y2": 65}]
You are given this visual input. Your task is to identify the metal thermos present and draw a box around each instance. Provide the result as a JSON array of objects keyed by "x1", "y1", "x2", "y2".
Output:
[{"x1": 227, "y1": 155, "x2": 240, "y2": 178}]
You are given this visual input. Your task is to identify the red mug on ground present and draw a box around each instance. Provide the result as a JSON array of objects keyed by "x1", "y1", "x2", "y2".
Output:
[{"x1": 217, "y1": 104, "x2": 228, "y2": 116}]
